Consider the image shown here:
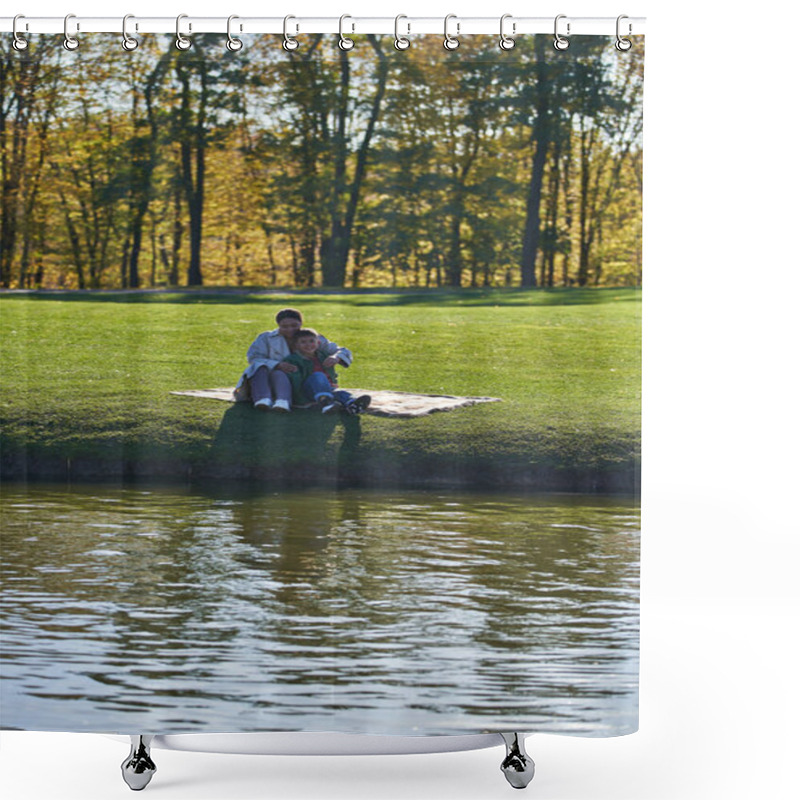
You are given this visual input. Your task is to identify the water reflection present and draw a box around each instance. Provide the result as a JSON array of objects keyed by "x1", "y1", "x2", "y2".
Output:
[{"x1": 0, "y1": 485, "x2": 639, "y2": 736}]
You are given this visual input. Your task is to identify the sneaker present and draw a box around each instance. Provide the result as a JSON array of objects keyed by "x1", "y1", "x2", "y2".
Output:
[
  {"x1": 254, "y1": 398, "x2": 273, "y2": 412},
  {"x1": 321, "y1": 400, "x2": 342, "y2": 415},
  {"x1": 346, "y1": 395, "x2": 371, "y2": 415},
  {"x1": 272, "y1": 399, "x2": 290, "y2": 413}
]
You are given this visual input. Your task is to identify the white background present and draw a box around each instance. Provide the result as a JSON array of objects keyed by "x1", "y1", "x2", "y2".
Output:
[{"x1": 2, "y1": 1, "x2": 798, "y2": 798}]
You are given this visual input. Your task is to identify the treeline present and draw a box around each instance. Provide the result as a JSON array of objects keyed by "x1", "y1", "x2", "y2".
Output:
[{"x1": 0, "y1": 34, "x2": 643, "y2": 290}]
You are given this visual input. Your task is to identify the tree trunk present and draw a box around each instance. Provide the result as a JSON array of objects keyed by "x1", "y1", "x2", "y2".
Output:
[
  {"x1": 128, "y1": 58, "x2": 168, "y2": 289},
  {"x1": 177, "y1": 55, "x2": 207, "y2": 287},
  {"x1": 520, "y1": 140, "x2": 546, "y2": 287},
  {"x1": 168, "y1": 185, "x2": 182, "y2": 287},
  {"x1": 561, "y1": 132, "x2": 574, "y2": 286},
  {"x1": 577, "y1": 121, "x2": 594, "y2": 287},
  {"x1": 0, "y1": 53, "x2": 41, "y2": 287},
  {"x1": 57, "y1": 188, "x2": 86, "y2": 289},
  {"x1": 320, "y1": 36, "x2": 389, "y2": 287},
  {"x1": 319, "y1": 44, "x2": 350, "y2": 287},
  {"x1": 520, "y1": 36, "x2": 554, "y2": 288},
  {"x1": 447, "y1": 199, "x2": 464, "y2": 287}
]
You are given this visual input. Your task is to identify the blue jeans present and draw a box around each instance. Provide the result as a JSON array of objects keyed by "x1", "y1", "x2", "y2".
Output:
[{"x1": 302, "y1": 372, "x2": 353, "y2": 406}]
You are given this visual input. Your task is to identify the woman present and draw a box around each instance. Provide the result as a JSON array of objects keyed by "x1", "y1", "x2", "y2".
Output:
[{"x1": 234, "y1": 308, "x2": 352, "y2": 412}]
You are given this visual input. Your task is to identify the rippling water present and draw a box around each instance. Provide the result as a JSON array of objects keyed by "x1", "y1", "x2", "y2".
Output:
[{"x1": 0, "y1": 485, "x2": 639, "y2": 736}]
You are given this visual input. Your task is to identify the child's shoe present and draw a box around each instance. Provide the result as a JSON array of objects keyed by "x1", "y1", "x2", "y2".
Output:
[
  {"x1": 345, "y1": 395, "x2": 371, "y2": 415},
  {"x1": 321, "y1": 399, "x2": 341, "y2": 414}
]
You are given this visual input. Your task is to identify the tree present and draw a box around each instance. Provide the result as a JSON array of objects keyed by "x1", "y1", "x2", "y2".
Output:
[
  {"x1": 120, "y1": 43, "x2": 172, "y2": 288},
  {"x1": 572, "y1": 46, "x2": 644, "y2": 286},
  {"x1": 1, "y1": 34, "x2": 644, "y2": 290},
  {"x1": 0, "y1": 39, "x2": 61, "y2": 287},
  {"x1": 319, "y1": 35, "x2": 389, "y2": 287}
]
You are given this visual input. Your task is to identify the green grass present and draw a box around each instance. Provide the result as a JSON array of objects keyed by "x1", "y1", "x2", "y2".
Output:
[{"x1": 0, "y1": 288, "x2": 640, "y2": 491}]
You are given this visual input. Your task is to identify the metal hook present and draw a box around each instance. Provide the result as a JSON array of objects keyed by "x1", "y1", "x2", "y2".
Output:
[
  {"x1": 12, "y1": 14, "x2": 29, "y2": 51},
  {"x1": 499, "y1": 14, "x2": 516, "y2": 51},
  {"x1": 443, "y1": 14, "x2": 460, "y2": 51},
  {"x1": 554, "y1": 14, "x2": 570, "y2": 51},
  {"x1": 226, "y1": 15, "x2": 243, "y2": 51},
  {"x1": 338, "y1": 15, "x2": 355, "y2": 51},
  {"x1": 282, "y1": 15, "x2": 299, "y2": 51},
  {"x1": 175, "y1": 13, "x2": 192, "y2": 51},
  {"x1": 63, "y1": 13, "x2": 79, "y2": 51},
  {"x1": 121, "y1": 14, "x2": 139, "y2": 51},
  {"x1": 615, "y1": 15, "x2": 632, "y2": 51},
  {"x1": 394, "y1": 15, "x2": 410, "y2": 51}
]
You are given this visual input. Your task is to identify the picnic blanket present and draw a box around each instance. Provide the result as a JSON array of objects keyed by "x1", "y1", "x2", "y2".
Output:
[{"x1": 170, "y1": 388, "x2": 501, "y2": 418}]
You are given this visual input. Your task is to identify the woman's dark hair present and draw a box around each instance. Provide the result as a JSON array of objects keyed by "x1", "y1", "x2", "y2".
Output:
[{"x1": 275, "y1": 308, "x2": 303, "y2": 324}]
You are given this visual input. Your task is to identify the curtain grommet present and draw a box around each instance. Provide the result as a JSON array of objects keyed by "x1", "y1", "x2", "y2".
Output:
[
  {"x1": 12, "y1": 14, "x2": 29, "y2": 51},
  {"x1": 615, "y1": 15, "x2": 633, "y2": 51},
  {"x1": 226, "y1": 15, "x2": 243, "y2": 52},
  {"x1": 283, "y1": 15, "x2": 299, "y2": 51},
  {"x1": 499, "y1": 14, "x2": 516, "y2": 51},
  {"x1": 553, "y1": 14, "x2": 570, "y2": 51},
  {"x1": 443, "y1": 14, "x2": 460, "y2": 50},
  {"x1": 338, "y1": 15, "x2": 355, "y2": 51},
  {"x1": 121, "y1": 14, "x2": 139, "y2": 51},
  {"x1": 394, "y1": 15, "x2": 411, "y2": 51},
  {"x1": 63, "y1": 14, "x2": 79, "y2": 51},
  {"x1": 175, "y1": 14, "x2": 192, "y2": 51}
]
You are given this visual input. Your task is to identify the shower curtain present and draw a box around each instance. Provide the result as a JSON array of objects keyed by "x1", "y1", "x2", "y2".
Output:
[{"x1": 1, "y1": 23, "x2": 643, "y2": 753}]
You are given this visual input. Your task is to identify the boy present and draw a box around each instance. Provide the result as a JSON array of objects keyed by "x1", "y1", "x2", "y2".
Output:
[{"x1": 283, "y1": 328, "x2": 371, "y2": 415}]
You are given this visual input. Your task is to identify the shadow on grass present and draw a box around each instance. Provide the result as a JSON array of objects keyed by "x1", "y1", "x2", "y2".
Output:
[
  {"x1": 207, "y1": 402, "x2": 364, "y2": 480},
  {"x1": 1, "y1": 286, "x2": 641, "y2": 308}
]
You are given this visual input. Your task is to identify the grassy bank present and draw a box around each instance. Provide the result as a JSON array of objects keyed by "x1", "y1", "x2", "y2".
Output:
[{"x1": 0, "y1": 288, "x2": 640, "y2": 492}]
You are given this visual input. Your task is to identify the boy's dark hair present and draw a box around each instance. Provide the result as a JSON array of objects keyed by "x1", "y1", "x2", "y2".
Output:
[
  {"x1": 292, "y1": 327, "x2": 319, "y2": 341},
  {"x1": 275, "y1": 308, "x2": 303, "y2": 324}
]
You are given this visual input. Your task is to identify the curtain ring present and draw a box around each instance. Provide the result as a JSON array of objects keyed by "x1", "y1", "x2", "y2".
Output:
[
  {"x1": 175, "y1": 14, "x2": 192, "y2": 50},
  {"x1": 553, "y1": 14, "x2": 570, "y2": 51},
  {"x1": 283, "y1": 15, "x2": 299, "y2": 51},
  {"x1": 499, "y1": 14, "x2": 516, "y2": 51},
  {"x1": 63, "y1": 14, "x2": 79, "y2": 51},
  {"x1": 121, "y1": 14, "x2": 139, "y2": 51},
  {"x1": 226, "y1": 15, "x2": 243, "y2": 51},
  {"x1": 339, "y1": 14, "x2": 355, "y2": 51},
  {"x1": 443, "y1": 14, "x2": 460, "y2": 50},
  {"x1": 12, "y1": 15, "x2": 29, "y2": 51},
  {"x1": 615, "y1": 15, "x2": 633, "y2": 51},
  {"x1": 394, "y1": 14, "x2": 410, "y2": 51}
]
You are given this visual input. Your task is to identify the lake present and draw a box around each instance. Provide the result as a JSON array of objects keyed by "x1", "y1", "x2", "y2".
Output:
[{"x1": 0, "y1": 485, "x2": 639, "y2": 737}]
